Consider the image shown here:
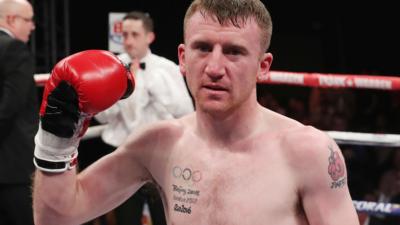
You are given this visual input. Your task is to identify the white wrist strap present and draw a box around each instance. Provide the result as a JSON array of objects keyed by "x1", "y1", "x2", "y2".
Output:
[
  {"x1": 33, "y1": 124, "x2": 80, "y2": 173},
  {"x1": 33, "y1": 152, "x2": 78, "y2": 173}
]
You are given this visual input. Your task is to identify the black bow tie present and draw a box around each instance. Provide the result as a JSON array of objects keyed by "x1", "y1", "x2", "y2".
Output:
[
  {"x1": 139, "y1": 62, "x2": 146, "y2": 70},
  {"x1": 127, "y1": 62, "x2": 146, "y2": 71}
]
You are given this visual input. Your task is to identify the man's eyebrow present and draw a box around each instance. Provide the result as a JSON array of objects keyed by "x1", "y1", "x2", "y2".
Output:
[
  {"x1": 190, "y1": 40, "x2": 212, "y2": 48},
  {"x1": 222, "y1": 43, "x2": 248, "y2": 54},
  {"x1": 190, "y1": 40, "x2": 248, "y2": 52}
]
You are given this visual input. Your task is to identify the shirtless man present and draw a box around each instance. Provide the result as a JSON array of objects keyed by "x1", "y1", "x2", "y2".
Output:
[{"x1": 33, "y1": 0, "x2": 360, "y2": 224}]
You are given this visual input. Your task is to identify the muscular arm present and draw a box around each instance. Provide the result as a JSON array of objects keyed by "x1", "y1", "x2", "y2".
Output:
[
  {"x1": 291, "y1": 127, "x2": 359, "y2": 225},
  {"x1": 32, "y1": 49, "x2": 143, "y2": 225},
  {"x1": 33, "y1": 134, "x2": 152, "y2": 225}
]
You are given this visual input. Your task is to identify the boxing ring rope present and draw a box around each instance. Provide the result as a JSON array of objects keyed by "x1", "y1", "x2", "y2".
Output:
[
  {"x1": 326, "y1": 131, "x2": 400, "y2": 147},
  {"x1": 81, "y1": 127, "x2": 400, "y2": 147},
  {"x1": 35, "y1": 70, "x2": 400, "y2": 89},
  {"x1": 35, "y1": 71, "x2": 400, "y2": 216},
  {"x1": 34, "y1": 73, "x2": 50, "y2": 87},
  {"x1": 257, "y1": 71, "x2": 400, "y2": 90}
]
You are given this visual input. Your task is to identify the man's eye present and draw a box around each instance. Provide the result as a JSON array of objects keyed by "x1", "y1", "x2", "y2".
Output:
[
  {"x1": 198, "y1": 45, "x2": 211, "y2": 52},
  {"x1": 224, "y1": 49, "x2": 241, "y2": 55}
]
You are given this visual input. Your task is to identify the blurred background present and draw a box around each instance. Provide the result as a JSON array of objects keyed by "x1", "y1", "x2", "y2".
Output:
[{"x1": 30, "y1": 0, "x2": 400, "y2": 75}]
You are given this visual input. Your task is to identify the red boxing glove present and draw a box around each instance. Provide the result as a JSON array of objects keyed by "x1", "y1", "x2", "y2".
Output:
[
  {"x1": 41, "y1": 49, "x2": 134, "y2": 137},
  {"x1": 40, "y1": 49, "x2": 135, "y2": 116},
  {"x1": 34, "y1": 50, "x2": 135, "y2": 173}
]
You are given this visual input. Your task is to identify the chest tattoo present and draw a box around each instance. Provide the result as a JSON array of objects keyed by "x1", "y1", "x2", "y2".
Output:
[{"x1": 171, "y1": 165, "x2": 202, "y2": 214}]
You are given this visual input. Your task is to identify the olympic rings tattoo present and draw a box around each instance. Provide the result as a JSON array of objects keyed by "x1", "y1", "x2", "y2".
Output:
[{"x1": 173, "y1": 166, "x2": 202, "y2": 182}]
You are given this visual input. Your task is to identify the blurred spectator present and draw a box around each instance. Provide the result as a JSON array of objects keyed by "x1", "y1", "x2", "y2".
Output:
[
  {"x1": 257, "y1": 91, "x2": 286, "y2": 115},
  {"x1": 287, "y1": 97, "x2": 308, "y2": 124},
  {"x1": 368, "y1": 150, "x2": 400, "y2": 225},
  {"x1": 0, "y1": 1, "x2": 37, "y2": 225}
]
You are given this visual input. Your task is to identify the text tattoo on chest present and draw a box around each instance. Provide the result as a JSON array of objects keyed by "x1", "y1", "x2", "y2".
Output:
[
  {"x1": 327, "y1": 144, "x2": 346, "y2": 189},
  {"x1": 172, "y1": 166, "x2": 202, "y2": 215}
]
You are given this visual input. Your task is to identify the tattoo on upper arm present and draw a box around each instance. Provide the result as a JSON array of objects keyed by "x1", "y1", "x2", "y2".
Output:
[{"x1": 327, "y1": 145, "x2": 346, "y2": 189}]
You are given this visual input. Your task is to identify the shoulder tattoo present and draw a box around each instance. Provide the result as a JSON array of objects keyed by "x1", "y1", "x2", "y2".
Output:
[{"x1": 327, "y1": 144, "x2": 346, "y2": 189}]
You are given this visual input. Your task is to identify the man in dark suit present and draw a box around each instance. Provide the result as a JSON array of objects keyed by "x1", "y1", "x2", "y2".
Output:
[{"x1": 0, "y1": 0, "x2": 37, "y2": 224}]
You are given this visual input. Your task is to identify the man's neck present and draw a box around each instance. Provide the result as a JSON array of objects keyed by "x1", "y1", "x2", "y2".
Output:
[
  {"x1": 195, "y1": 98, "x2": 262, "y2": 147},
  {"x1": 136, "y1": 49, "x2": 151, "y2": 62}
]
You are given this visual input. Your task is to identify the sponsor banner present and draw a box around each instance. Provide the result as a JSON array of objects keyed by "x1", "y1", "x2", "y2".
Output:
[
  {"x1": 353, "y1": 200, "x2": 400, "y2": 215},
  {"x1": 108, "y1": 12, "x2": 126, "y2": 53}
]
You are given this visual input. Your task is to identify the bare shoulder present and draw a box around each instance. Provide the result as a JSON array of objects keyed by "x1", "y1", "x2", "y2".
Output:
[
  {"x1": 281, "y1": 125, "x2": 338, "y2": 168},
  {"x1": 120, "y1": 114, "x2": 194, "y2": 155},
  {"x1": 282, "y1": 125, "x2": 330, "y2": 151},
  {"x1": 260, "y1": 108, "x2": 332, "y2": 158},
  {"x1": 113, "y1": 115, "x2": 195, "y2": 184},
  {"x1": 282, "y1": 125, "x2": 347, "y2": 188},
  {"x1": 260, "y1": 108, "x2": 337, "y2": 164},
  {"x1": 124, "y1": 118, "x2": 184, "y2": 147}
]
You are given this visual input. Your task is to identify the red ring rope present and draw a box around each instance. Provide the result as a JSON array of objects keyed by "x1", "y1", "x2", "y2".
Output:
[
  {"x1": 257, "y1": 71, "x2": 400, "y2": 90},
  {"x1": 36, "y1": 71, "x2": 400, "y2": 91}
]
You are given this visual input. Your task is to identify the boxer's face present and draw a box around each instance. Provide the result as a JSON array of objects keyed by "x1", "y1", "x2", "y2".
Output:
[
  {"x1": 122, "y1": 19, "x2": 154, "y2": 60},
  {"x1": 178, "y1": 11, "x2": 272, "y2": 114}
]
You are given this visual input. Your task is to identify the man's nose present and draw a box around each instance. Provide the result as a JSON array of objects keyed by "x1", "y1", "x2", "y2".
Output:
[
  {"x1": 205, "y1": 47, "x2": 225, "y2": 80},
  {"x1": 123, "y1": 35, "x2": 135, "y2": 45}
]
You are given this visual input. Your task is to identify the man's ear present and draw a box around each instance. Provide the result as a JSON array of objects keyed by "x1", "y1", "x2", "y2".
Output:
[
  {"x1": 178, "y1": 44, "x2": 186, "y2": 76},
  {"x1": 147, "y1": 31, "x2": 155, "y2": 45},
  {"x1": 259, "y1": 52, "x2": 273, "y2": 79}
]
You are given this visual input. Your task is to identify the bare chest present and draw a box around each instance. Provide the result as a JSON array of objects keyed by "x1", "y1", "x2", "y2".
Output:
[{"x1": 156, "y1": 140, "x2": 303, "y2": 225}]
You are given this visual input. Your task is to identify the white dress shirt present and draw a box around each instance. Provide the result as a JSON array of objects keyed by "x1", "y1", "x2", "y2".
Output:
[{"x1": 95, "y1": 50, "x2": 194, "y2": 147}]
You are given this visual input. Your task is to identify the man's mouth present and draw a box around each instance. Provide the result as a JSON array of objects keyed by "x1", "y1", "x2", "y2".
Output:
[{"x1": 203, "y1": 84, "x2": 228, "y2": 91}]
